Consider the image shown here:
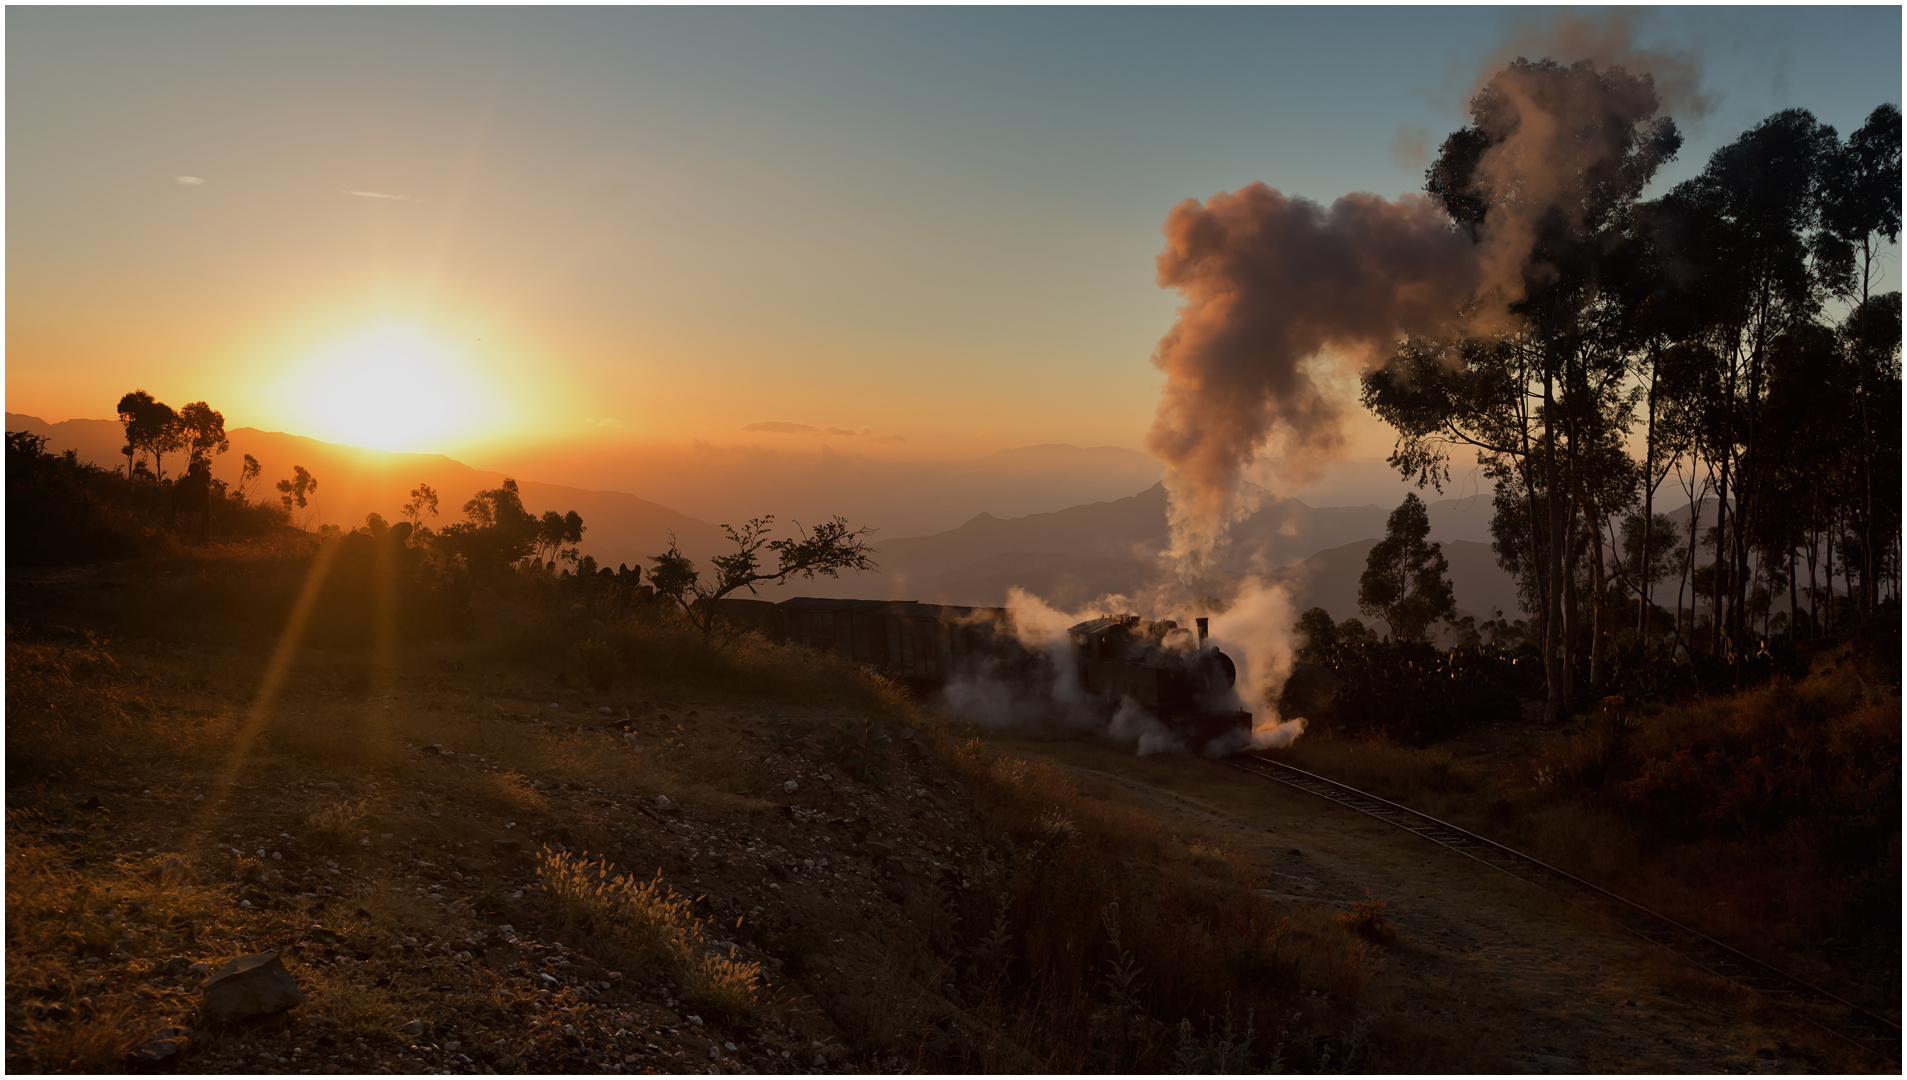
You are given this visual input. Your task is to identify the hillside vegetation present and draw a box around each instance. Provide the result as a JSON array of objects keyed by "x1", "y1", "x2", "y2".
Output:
[{"x1": 7, "y1": 521, "x2": 1438, "y2": 1074}]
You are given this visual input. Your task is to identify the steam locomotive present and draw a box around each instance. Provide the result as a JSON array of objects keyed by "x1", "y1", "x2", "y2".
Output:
[
  {"x1": 1066, "y1": 613, "x2": 1252, "y2": 745},
  {"x1": 730, "y1": 596, "x2": 1251, "y2": 744}
]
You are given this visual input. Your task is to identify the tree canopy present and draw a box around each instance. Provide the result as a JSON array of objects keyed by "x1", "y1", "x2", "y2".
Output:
[{"x1": 1361, "y1": 74, "x2": 1900, "y2": 715}]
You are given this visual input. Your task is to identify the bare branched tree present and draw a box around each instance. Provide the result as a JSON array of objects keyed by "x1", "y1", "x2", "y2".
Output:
[{"x1": 649, "y1": 516, "x2": 877, "y2": 645}]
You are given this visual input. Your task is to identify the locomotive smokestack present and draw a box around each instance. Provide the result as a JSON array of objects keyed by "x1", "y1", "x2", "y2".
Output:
[{"x1": 1196, "y1": 617, "x2": 1209, "y2": 645}]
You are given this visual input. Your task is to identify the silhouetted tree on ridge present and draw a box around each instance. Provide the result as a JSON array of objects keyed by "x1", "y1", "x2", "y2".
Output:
[
  {"x1": 1357, "y1": 492, "x2": 1456, "y2": 642},
  {"x1": 650, "y1": 516, "x2": 876, "y2": 645}
]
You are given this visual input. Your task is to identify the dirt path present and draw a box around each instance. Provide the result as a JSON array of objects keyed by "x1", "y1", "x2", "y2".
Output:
[{"x1": 992, "y1": 734, "x2": 1872, "y2": 1074}]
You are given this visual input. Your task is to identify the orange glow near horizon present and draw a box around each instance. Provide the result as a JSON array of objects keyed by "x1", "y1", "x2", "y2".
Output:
[{"x1": 265, "y1": 320, "x2": 506, "y2": 454}]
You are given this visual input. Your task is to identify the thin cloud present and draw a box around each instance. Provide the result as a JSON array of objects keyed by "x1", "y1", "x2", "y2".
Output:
[
  {"x1": 743, "y1": 421, "x2": 899, "y2": 439},
  {"x1": 175, "y1": 176, "x2": 207, "y2": 185},
  {"x1": 341, "y1": 189, "x2": 420, "y2": 202},
  {"x1": 582, "y1": 417, "x2": 622, "y2": 429}
]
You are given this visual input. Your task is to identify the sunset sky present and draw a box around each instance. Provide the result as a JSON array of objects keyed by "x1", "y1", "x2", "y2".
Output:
[{"x1": 8, "y1": 7, "x2": 1900, "y2": 485}]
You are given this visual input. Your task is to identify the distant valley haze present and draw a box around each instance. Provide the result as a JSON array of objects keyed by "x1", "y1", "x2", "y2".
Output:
[{"x1": 11, "y1": 409, "x2": 1529, "y2": 624}]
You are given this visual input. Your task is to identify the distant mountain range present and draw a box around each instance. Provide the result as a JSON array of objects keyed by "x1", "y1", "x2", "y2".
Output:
[
  {"x1": 762, "y1": 480, "x2": 1520, "y2": 620},
  {"x1": 473, "y1": 440, "x2": 1168, "y2": 539},
  {"x1": 10, "y1": 411, "x2": 1547, "y2": 622}
]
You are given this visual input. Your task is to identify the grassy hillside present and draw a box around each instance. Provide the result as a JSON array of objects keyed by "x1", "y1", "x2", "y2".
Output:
[{"x1": 7, "y1": 541, "x2": 1417, "y2": 1074}]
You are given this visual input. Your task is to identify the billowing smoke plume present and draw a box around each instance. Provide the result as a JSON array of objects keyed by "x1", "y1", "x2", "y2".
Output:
[
  {"x1": 1146, "y1": 187, "x2": 1484, "y2": 569},
  {"x1": 1146, "y1": 13, "x2": 1698, "y2": 571}
]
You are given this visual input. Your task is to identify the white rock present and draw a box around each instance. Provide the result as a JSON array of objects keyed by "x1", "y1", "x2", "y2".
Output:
[
  {"x1": 655, "y1": 795, "x2": 672, "y2": 809},
  {"x1": 783, "y1": 781, "x2": 799, "y2": 793}
]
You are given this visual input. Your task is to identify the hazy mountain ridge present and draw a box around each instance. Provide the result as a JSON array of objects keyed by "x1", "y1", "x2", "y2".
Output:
[
  {"x1": 5, "y1": 413, "x2": 729, "y2": 568},
  {"x1": 753, "y1": 479, "x2": 1524, "y2": 613},
  {"x1": 17, "y1": 412, "x2": 1668, "y2": 622},
  {"x1": 474, "y1": 440, "x2": 1166, "y2": 538}
]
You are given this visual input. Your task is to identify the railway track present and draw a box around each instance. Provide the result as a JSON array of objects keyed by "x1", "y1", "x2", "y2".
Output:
[{"x1": 1230, "y1": 752, "x2": 1901, "y2": 1066}]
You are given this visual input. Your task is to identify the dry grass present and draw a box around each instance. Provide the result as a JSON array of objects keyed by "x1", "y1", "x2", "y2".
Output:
[
  {"x1": 302, "y1": 801, "x2": 370, "y2": 852},
  {"x1": 535, "y1": 849, "x2": 765, "y2": 1022},
  {"x1": 1275, "y1": 654, "x2": 1900, "y2": 1017},
  {"x1": 920, "y1": 726, "x2": 1387, "y2": 1072}
]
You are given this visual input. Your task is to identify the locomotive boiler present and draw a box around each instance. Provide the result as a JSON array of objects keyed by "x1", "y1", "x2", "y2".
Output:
[{"x1": 1066, "y1": 614, "x2": 1252, "y2": 745}]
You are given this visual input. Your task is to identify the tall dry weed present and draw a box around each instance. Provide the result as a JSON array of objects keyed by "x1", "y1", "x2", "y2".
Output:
[{"x1": 535, "y1": 849, "x2": 765, "y2": 1018}]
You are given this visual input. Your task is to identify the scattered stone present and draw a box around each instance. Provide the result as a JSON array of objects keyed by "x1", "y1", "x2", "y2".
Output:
[
  {"x1": 655, "y1": 795, "x2": 673, "y2": 810},
  {"x1": 784, "y1": 781, "x2": 799, "y2": 794},
  {"x1": 153, "y1": 956, "x2": 195, "y2": 978},
  {"x1": 200, "y1": 952, "x2": 302, "y2": 1023},
  {"x1": 189, "y1": 962, "x2": 211, "y2": 977},
  {"x1": 399, "y1": 1019, "x2": 425, "y2": 1038},
  {"x1": 126, "y1": 1025, "x2": 189, "y2": 1070}
]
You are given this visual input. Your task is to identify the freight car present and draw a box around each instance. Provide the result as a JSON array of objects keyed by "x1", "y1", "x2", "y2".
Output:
[
  {"x1": 750, "y1": 597, "x2": 1250, "y2": 745},
  {"x1": 772, "y1": 597, "x2": 1033, "y2": 688}
]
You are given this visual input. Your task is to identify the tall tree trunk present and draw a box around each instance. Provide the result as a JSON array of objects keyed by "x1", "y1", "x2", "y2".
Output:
[
  {"x1": 1806, "y1": 523, "x2": 1820, "y2": 640},
  {"x1": 1638, "y1": 348, "x2": 1659, "y2": 649},
  {"x1": 1712, "y1": 454, "x2": 1729, "y2": 658},
  {"x1": 1542, "y1": 368, "x2": 1566, "y2": 724},
  {"x1": 1589, "y1": 507, "x2": 1607, "y2": 691},
  {"x1": 1788, "y1": 545, "x2": 1798, "y2": 643},
  {"x1": 1859, "y1": 240, "x2": 1878, "y2": 619},
  {"x1": 1564, "y1": 515, "x2": 1580, "y2": 707},
  {"x1": 1825, "y1": 519, "x2": 1836, "y2": 632},
  {"x1": 1676, "y1": 449, "x2": 1703, "y2": 659}
]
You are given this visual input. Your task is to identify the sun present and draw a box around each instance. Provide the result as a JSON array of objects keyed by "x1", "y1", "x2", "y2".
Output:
[{"x1": 277, "y1": 321, "x2": 501, "y2": 453}]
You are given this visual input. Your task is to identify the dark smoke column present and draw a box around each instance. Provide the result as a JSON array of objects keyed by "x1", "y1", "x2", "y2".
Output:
[{"x1": 1145, "y1": 184, "x2": 1482, "y2": 571}]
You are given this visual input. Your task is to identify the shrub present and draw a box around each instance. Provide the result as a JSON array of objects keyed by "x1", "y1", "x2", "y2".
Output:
[
  {"x1": 304, "y1": 800, "x2": 370, "y2": 852},
  {"x1": 1337, "y1": 894, "x2": 1397, "y2": 945},
  {"x1": 1285, "y1": 639, "x2": 1524, "y2": 745},
  {"x1": 822, "y1": 715, "x2": 892, "y2": 782}
]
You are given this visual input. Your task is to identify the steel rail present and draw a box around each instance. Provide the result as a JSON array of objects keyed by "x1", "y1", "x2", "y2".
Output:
[{"x1": 1230, "y1": 751, "x2": 1900, "y2": 1065}]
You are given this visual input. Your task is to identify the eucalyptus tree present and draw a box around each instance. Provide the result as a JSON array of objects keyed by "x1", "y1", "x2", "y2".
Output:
[
  {"x1": 1357, "y1": 492, "x2": 1456, "y2": 641},
  {"x1": 1653, "y1": 110, "x2": 1842, "y2": 659},
  {"x1": 1821, "y1": 105, "x2": 1903, "y2": 615},
  {"x1": 1369, "y1": 57, "x2": 1679, "y2": 721}
]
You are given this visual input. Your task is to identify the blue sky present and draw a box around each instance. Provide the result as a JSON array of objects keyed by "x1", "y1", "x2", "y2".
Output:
[{"x1": 7, "y1": 6, "x2": 1900, "y2": 476}]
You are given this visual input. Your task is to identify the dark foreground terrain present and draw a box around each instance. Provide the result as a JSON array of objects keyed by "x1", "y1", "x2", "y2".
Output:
[{"x1": 6, "y1": 547, "x2": 1895, "y2": 1073}]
